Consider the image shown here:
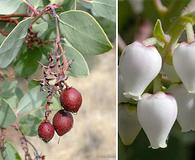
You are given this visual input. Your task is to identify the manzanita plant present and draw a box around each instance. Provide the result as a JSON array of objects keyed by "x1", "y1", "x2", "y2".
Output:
[
  {"x1": 119, "y1": 0, "x2": 195, "y2": 150},
  {"x1": 0, "y1": 0, "x2": 115, "y2": 159}
]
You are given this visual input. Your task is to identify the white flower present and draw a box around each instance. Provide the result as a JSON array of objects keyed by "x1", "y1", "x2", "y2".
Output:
[
  {"x1": 137, "y1": 92, "x2": 177, "y2": 149},
  {"x1": 119, "y1": 41, "x2": 162, "y2": 100},
  {"x1": 173, "y1": 42, "x2": 195, "y2": 92},
  {"x1": 169, "y1": 85, "x2": 195, "y2": 132},
  {"x1": 119, "y1": 103, "x2": 141, "y2": 145}
]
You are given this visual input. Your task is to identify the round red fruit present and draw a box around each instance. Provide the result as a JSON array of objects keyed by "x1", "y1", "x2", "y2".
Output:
[
  {"x1": 60, "y1": 87, "x2": 82, "y2": 113},
  {"x1": 53, "y1": 110, "x2": 73, "y2": 136},
  {"x1": 38, "y1": 121, "x2": 54, "y2": 142}
]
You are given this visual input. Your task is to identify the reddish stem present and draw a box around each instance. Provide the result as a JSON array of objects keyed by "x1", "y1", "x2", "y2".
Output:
[
  {"x1": 0, "y1": 19, "x2": 18, "y2": 24},
  {"x1": 0, "y1": 14, "x2": 29, "y2": 18}
]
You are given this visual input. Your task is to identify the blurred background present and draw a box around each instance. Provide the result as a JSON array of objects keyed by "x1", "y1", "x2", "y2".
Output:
[{"x1": 118, "y1": 0, "x2": 195, "y2": 160}]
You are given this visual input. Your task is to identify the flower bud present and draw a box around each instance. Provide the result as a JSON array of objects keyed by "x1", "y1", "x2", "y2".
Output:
[
  {"x1": 119, "y1": 103, "x2": 141, "y2": 145},
  {"x1": 173, "y1": 42, "x2": 195, "y2": 92},
  {"x1": 119, "y1": 41, "x2": 162, "y2": 100},
  {"x1": 137, "y1": 92, "x2": 177, "y2": 149}
]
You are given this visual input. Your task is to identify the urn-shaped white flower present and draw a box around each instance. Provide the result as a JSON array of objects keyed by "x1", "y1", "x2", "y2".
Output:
[
  {"x1": 169, "y1": 85, "x2": 195, "y2": 132},
  {"x1": 119, "y1": 104, "x2": 141, "y2": 145},
  {"x1": 119, "y1": 41, "x2": 162, "y2": 100},
  {"x1": 137, "y1": 92, "x2": 177, "y2": 149},
  {"x1": 173, "y1": 42, "x2": 195, "y2": 92}
]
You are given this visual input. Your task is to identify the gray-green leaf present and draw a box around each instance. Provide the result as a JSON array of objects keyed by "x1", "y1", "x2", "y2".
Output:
[
  {"x1": 0, "y1": 18, "x2": 32, "y2": 68},
  {"x1": 90, "y1": 0, "x2": 116, "y2": 22},
  {"x1": 0, "y1": 0, "x2": 22, "y2": 15},
  {"x1": 0, "y1": 99, "x2": 16, "y2": 128},
  {"x1": 26, "y1": 0, "x2": 44, "y2": 8},
  {"x1": 1, "y1": 142, "x2": 21, "y2": 160},
  {"x1": 16, "y1": 86, "x2": 45, "y2": 115},
  {"x1": 59, "y1": 10, "x2": 112, "y2": 56},
  {"x1": 64, "y1": 44, "x2": 89, "y2": 77}
]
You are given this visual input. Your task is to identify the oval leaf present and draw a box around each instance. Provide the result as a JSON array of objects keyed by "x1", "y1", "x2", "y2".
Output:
[
  {"x1": 59, "y1": 10, "x2": 112, "y2": 56},
  {"x1": 0, "y1": 99, "x2": 16, "y2": 128},
  {"x1": 1, "y1": 142, "x2": 21, "y2": 160},
  {"x1": 64, "y1": 44, "x2": 89, "y2": 77},
  {"x1": 90, "y1": 0, "x2": 116, "y2": 22},
  {"x1": 0, "y1": 0, "x2": 22, "y2": 15},
  {"x1": 0, "y1": 18, "x2": 32, "y2": 68},
  {"x1": 16, "y1": 86, "x2": 45, "y2": 115}
]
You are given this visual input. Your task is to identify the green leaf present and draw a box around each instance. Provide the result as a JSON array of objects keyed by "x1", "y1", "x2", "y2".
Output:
[
  {"x1": 0, "y1": 18, "x2": 32, "y2": 68},
  {"x1": 0, "y1": 80, "x2": 18, "y2": 99},
  {"x1": 59, "y1": 10, "x2": 112, "y2": 56},
  {"x1": 19, "y1": 114, "x2": 42, "y2": 136},
  {"x1": 96, "y1": 17, "x2": 116, "y2": 41},
  {"x1": 5, "y1": 96, "x2": 19, "y2": 110},
  {"x1": 153, "y1": 19, "x2": 166, "y2": 42},
  {"x1": 1, "y1": 142, "x2": 21, "y2": 160},
  {"x1": 28, "y1": 80, "x2": 40, "y2": 89},
  {"x1": 26, "y1": 0, "x2": 44, "y2": 8},
  {"x1": 62, "y1": 0, "x2": 76, "y2": 10},
  {"x1": 0, "y1": 99, "x2": 16, "y2": 128},
  {"x1": 64, "y1": 44, "x2": 89, "y2": 77},
  {"x1": 16, "y1": 86, "x2": 45, "y2": 115},
  {"x1": 14, "y1": 47, "x2": 42, "y2": 78},
  {"x1": 32, "y1": 21, "x2": 48, "y2": 37},
  {"x1": 90, "y1": 0, "x2": 116, "y2": 22},
  {"x1": 50, "y1": 0, "x2": 65, "y2": 5},
  {"x1": 0, "y1": 0, "x2": 22, "y2": 15}
]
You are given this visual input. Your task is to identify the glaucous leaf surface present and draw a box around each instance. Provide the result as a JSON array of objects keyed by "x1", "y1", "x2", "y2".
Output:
[
  {"x1": 1, "y1": 142, "x2": 21, "y2": 160},
  {"x1": 59, "y1": 10, "x2": 112, "y2": 56},
  {"x1": 0, "y1": 18, "x2": 32, "y2": 68},
  {"x1": 0, "y1": 99, "x2": 16, "y2": 128}
]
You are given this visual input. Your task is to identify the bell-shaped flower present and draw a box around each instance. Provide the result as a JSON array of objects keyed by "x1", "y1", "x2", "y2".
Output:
[
  {"x1": 119, "y1": 103, "x2": 141, "y2": 145},
  {"x1": 119, "y1": 41, "x2": 162, "y2": 100},
  {"x1": 137, "y1": 92, "x2": 177, "y2": 149},
  {"x1": 169, "y1": 85, "x2": 195, "y2": 132},
  {"x1": 173, "y1": 42, "x2": 195, "y2": 92}
]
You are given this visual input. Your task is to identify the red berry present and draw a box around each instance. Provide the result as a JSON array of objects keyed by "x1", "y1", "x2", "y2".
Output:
[
  {"x1": 60, "y1": 87, "x2": 82, "y2": 113},
  {"x1": 38, "y1": 121, "x2": 54, "y2": 142},
  {"x1": 53, "y1": 110, "x2": 73, "y2": 136}
]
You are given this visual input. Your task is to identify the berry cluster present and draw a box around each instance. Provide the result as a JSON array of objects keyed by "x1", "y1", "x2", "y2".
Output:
[
  {"x1": 38, "y1": 87, "x2": 82, "y2": 142},
  {"x1": 37, "y1": 7, "x2": 83, "y2": 142}
]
